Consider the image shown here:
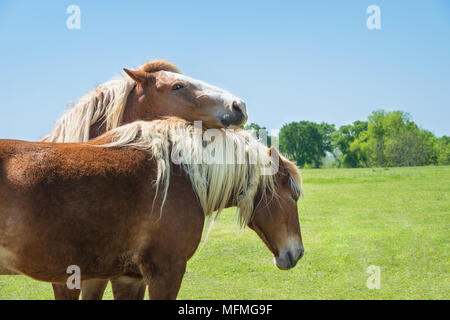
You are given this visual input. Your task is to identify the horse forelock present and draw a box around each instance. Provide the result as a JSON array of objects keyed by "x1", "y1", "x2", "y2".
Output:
[
  {"x1": 139, "y1": 59, "x2": 181, "y2": 74},
  {"x1": 98, "y1": 118, "x2": 301, "y2": 226},
  {"x1": 43, "y1": 60, "x2": 181, "y2": 143}
]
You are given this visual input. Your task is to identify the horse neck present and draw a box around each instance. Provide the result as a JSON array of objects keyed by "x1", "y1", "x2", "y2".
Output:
[
  {"x1": 88, "y1": 121, "x2": 107, "y2": 140},
  {"x1": 121, "y1": 86, "x2": 158, "y2": 126},
  {"x1": 88, "y1": 87, "x2": 158, "y2": 140}
]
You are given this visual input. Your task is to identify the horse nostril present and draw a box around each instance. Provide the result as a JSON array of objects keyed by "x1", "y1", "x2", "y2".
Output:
[
  {"x1": 287, "y1": 251, "x2": 294, "y2": 267},
  {"x1": 232, "y1": 101, "x2": 243, "y2": 114}
]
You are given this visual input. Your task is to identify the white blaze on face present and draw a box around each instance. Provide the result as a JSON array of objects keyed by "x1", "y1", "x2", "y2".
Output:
[{"x1": 162, "y1": 71, "x2": 246, "y2": 114}]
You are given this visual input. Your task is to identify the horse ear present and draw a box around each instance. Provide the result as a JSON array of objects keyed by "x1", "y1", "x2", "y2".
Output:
[
  {"x1": 268, "y1": 146, "x2": 278, "y2": 159},
  {"x1": 123, "y1": 68, "x2": 149, "y2": 84}
]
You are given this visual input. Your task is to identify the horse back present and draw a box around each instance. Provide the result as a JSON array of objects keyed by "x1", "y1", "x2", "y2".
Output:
[
  {"x1": 0, "y1": 139, "x2": 151, "y2": 186},
  {"x1": 0, "y1": 139, "x2": 156, "y2": 280}
]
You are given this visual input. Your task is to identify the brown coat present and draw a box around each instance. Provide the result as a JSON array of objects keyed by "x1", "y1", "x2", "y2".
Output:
[{"x1": 0, "y1": 140, "x2": 204, "y2": 286}]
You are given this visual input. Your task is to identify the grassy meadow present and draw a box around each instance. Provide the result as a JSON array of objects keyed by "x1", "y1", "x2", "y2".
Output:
[{"x1": 0, "y1": 166, "x2": 448, "y2": 299}]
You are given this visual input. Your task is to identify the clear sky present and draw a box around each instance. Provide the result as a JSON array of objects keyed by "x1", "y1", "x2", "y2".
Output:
[{"x1": 0, "y1": 0, "x2": 449, "y2": 140}]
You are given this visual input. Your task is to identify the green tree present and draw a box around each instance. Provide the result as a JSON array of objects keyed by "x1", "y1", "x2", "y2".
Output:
[
  {"x1": 352, "y1": 110, "x2": 438, "y2": 167},
  {"x1": 244, "y1": 123, "x2": 272, "y2": 147},
  {"x1": 436, "y1": 136, "x2": 450, "y2": 165},
  {"x1": 333, "y1": 120, "x2": 368, "y2": 167},
  {"x1": 279, "y1": 121, "x2": 335, "y2": 168},
  {"x1": 384, "y1": 126, "x2": 437, "y2": 166}
]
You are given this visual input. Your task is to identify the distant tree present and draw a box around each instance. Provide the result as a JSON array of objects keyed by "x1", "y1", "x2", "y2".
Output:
[
  {"x1": 369, "y1": 110, "x2": 393, "y2": 166},
  {"x1": 248, "y1": 110, "x2": 447, "y2": 169},
  {"x1": 436, "y1": 136, "x2": 450, "y2": 165},
  {"x1": 279, "y1": 121, "x2": 335, "y2": 168},
  {"x1": 352, "y1": 110, "x2": 438, "y2": 167},
  {"x1": 333, "y1": 120, "x2": 368, "y2": 167},
  {"x1": 385, "y1": 126, "x2": 436, "y2": 166},
  {"x1": 244, "y1": 123, "x2": 272, "y2": 147},
  {"x1": 318, "y1": 122, "x2": 336, "y2": 155}
]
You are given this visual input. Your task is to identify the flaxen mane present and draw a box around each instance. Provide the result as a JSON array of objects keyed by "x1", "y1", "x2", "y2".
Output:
[
  {"x1": 42, "y1": 60, "x2": 181, "y2": 143},
  {"x1": 99, "y1": 118, "x2": 302, "y2": 226}
]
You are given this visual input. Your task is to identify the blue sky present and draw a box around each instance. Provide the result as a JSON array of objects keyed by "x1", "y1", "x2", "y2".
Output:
[{"x1": 0, "y1": 0, "x2": 449, "y2": 140}]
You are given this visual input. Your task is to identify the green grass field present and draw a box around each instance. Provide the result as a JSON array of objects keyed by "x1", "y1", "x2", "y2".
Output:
[{"x1": 1, "y1": 166, "x2": 448, "y2": 299}]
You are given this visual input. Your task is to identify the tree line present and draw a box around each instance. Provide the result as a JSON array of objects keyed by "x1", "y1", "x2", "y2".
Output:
[{"x1": 245, "y1": 110, "x2": 449, "y2": 168}]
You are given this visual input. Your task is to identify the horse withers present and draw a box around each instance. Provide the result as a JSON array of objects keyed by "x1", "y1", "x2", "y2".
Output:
[{"x1": 0, "y1": 118, "x2": 304, "y2": 299}]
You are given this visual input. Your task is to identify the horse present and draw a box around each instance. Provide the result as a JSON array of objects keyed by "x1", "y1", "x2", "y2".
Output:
[
  {"x1": 0, "y1": 118, "x2": 304, "y2": 300},
  {"x1": 43, "y1": 59, "x2": 247, "y2": 144},
  {"x1": 39, "y1": 59, "x2": 248, "y2": 299}
]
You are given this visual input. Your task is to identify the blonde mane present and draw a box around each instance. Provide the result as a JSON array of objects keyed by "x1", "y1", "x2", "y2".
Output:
[
  {"x1": 42, "y1": 60, "x2": 181, "y2": 143},
  {"x1": 100, "y1": 118, "x2": 302, "y2": 226}
]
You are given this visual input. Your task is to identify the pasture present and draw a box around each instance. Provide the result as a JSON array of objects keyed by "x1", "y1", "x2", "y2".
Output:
[{"x1": 0, "y1": 166, "x2": 448, "y2": 299}]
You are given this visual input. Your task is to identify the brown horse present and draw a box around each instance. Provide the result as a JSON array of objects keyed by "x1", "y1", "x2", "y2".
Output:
[
  {"x1": 40, "y1": 59, "x2": 248, "y2": 299},
  {"x1": 43, "y1": 59, "x2": 247, "y2": 143},
  {"x1": 0, "y1": 118, "x2": 304, "y2": 300}
]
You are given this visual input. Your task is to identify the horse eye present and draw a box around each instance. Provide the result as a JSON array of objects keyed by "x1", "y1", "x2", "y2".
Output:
[
  {"x1": 172, "y1": 83, "x2": 185, "y2": 91},
  {"x1": 291, "y1": 195, "x2": 298, "y2": 202}
]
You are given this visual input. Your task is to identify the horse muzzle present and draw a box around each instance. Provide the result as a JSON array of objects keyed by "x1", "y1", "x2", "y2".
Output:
[
  {"x1": 274, "y1": 245, "x2": 304, "y2": 270},
  {"x1": 220, "y1": 100, "x2": 248, "y2": 128}
]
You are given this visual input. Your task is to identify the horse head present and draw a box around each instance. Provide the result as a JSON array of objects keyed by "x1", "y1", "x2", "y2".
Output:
[
  {"x1": 248, "y1": 147, "x2": 304, "y2": 270},
  {"x1": 123, "y1": 62, "x2": 248, "y2": 129}
]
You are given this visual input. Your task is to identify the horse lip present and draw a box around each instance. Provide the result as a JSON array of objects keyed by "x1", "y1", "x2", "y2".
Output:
[
  {"x1": 222, "y1": 114, "x2": 246, "y2": 129},
  {"x1": 219, "y1": 113, "x2": 246, "y2": 129},
  {"x1": 273, "y1": 256, "x2": 290, "y2": 270},
  {"x1": 220, "y1": 119, "x2": 230, "y2": 128},
  {"x1": 274, "y1": 249, "x2": 301, "y2": 270},
  {"x1": 276, "y1": 264, "x2": 290, "y2": 271}
]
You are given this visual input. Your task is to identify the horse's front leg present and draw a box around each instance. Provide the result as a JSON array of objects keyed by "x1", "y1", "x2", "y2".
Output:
[
  {"x1": 139, "y1": 257, "x2": 187, "y2": 300},
  {"x1": 81, "y1": 279, "x2": 109, "y2": 300},
  {"x1": 52, "y1": 283, "x2": 81, "y2": 300},
  {"x1": 111, "y1": 276, "x2": 146, "y2": 300}
]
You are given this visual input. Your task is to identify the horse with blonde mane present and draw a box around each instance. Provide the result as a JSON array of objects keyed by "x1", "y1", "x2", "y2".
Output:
[
  {"x1": 0, "y1": 118, "x2": 304, "y2": 300},
  {"x1": 38, "y1": 59, "x2": 248, "y2": 299},
  {"x1": 43, "y1": 59, "x2": 247, "y2": 144}
]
